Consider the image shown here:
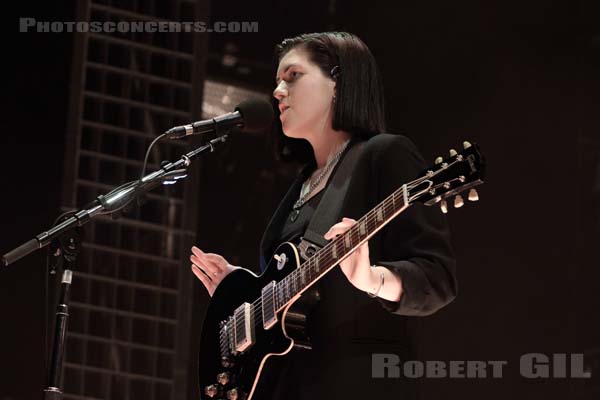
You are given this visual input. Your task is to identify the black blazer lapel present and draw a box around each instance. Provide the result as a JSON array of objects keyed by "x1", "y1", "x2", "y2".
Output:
[{"x1": 258, "y1": 170, "x2": 307, "y2": 271}]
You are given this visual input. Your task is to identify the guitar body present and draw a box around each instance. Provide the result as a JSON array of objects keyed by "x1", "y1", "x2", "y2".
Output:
[{"x1": 198, "y1": 242, "x2": 304, "y2": 400}]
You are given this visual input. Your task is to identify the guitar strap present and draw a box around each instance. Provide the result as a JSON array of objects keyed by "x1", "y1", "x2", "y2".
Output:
[{"x1": 297, "y1": 139, "x2": 365, "y2": 260}]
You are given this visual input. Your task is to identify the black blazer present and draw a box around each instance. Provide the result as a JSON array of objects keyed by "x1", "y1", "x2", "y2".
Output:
[{"x1": 257, "y1": 134, "x2": 457, "y2": 399}]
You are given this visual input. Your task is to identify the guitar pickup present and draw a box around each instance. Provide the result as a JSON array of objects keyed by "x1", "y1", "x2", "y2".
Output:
[
  {"x1": 261, "y1": 281, "x2": 278, "y2": 330},
  {"x1": 233, "y1": 302, "x2": 255, "y2": 353}
]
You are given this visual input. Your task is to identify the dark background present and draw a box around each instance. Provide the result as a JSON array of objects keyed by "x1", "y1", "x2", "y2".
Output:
[{"x1": 1, "y1": 0, "x2": 599, "y2": 399}]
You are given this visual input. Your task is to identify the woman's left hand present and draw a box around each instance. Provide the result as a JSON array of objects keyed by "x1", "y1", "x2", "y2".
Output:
[{"x1": 324, "y1": 217, "x2": 379, "y2": 293}]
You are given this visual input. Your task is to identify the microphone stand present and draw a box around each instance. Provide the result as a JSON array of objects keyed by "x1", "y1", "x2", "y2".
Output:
[
  {"x1": 1, "y1": 132, "x2": 232, "y2": 399},
  {"x1": 43, "y1": 268, "x2": 73, "y2": 400},
  {"x1": 2, "y1": 133, "x2": 230, "y2": 267}
]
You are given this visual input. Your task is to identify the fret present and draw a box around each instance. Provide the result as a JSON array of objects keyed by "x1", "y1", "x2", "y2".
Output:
[
  {"x1": 368, "y1": 211, "x2": 377, "y2": 230},
  {"x1": 385, "y1": 200, "x2": 393, "y2": 219},
  {"x1": 364, "y1": 213, "x2": 372, "y2": 235},
  {"x1": 331, "y1": 241, "x2": 338, "y2": 259},
  {"x1": 350, "y1": 227, "x2": 358, "y2": 248},
  {"x1": 316, "y1": 251, "x2": 324, "y2": 273},
  {"x1": 323, "y1": 247, "x2": 332, "y2": 267},
  {"x1": 281, "y1": 279, "x2": 286, "y2": 303}
]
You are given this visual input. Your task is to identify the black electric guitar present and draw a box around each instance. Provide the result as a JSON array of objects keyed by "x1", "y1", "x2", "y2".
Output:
[{"x1": 197, "y1": 141, "x2": 485, "y2": 399}]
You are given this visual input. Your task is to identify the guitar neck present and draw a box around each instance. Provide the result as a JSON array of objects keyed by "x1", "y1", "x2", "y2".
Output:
[{"x1": 275, "y1": 184, "x2": 410, "y2": 311}]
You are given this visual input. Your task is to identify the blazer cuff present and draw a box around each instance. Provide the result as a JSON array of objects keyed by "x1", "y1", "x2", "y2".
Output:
[{"x1": 376, "y1": 261, "x2": 433, "y2": 316}]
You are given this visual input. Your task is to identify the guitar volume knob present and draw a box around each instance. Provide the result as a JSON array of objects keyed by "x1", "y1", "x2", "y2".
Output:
[
  {"x1": 227, "y1": 388, "x2": 239, "y2": 400},
  {"x1": 221, "y1": 356, "x2": 234, "y2": 368},
  {"x1": 217, "y1": 372, "x2": 230, "y2": 385},
  {"x1": 204, "y1": 384, "x2": 219, "y2": 398}
]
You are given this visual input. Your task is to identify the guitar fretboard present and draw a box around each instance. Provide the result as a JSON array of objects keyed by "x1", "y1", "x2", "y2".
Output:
[{"x1": 274, "y1": 184, "x2": 409, "y2": 310}]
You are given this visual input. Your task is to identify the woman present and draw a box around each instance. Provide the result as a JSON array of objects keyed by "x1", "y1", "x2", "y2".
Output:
[{"x1": 191, "y1": 32, "x2": 457, "y2": 399}]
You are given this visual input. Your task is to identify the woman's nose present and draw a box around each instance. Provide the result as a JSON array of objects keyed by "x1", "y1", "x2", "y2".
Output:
[{"x1": 273, "y1": 81, "x2": 287, "y2": 100}]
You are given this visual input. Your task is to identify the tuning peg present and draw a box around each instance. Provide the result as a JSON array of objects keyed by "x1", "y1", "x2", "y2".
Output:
[
  {"x1": 440, "y1": 199, "x2": 448, "y2": 214},
  {"x1": 454, "y1": 194, "x2": 464, "y2": 208},
  {"x1": 463, "y1": 141, "x2": 472, "y2": 149},
  {"x1": 449, "y1": 149, "x2": 458, "y2": 157},
  {"x1": 435, "y1": 156, "x2": 443, "y2": 164},
  {"x1": 468, "y1": 188, "x2": 479, "y2": 202}
]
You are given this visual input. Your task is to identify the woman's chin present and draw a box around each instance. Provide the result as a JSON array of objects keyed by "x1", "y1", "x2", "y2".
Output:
[
  {"x1": 282, "y1": 127, "x2": 301, "y2": 139},
  {"x1": 282, "y1": 123, "x2": 311, "y2": 141}
]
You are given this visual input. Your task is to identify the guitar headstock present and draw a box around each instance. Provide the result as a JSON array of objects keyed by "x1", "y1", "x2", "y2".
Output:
[{"x1": 407, "y1": 141, "x2": 485, "y2": 213}]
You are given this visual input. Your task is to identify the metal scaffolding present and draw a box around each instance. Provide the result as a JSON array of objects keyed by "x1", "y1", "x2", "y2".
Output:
[{"x1": 59, "y1": 1, "x2": 208, "y2": 399}]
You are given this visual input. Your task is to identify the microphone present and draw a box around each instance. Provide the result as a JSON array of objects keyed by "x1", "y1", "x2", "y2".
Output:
[{"x1": 165, "y1": 98, "x2": 274, "y2": 139}]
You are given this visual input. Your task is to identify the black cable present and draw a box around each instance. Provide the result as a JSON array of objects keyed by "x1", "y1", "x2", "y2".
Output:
[{"x1": 140, "y1": 133, "x2": 168, "y2": 180}]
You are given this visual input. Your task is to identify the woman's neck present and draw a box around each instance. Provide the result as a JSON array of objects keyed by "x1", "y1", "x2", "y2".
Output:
[{"x1": 310, "y1": 130, "x2": 352, "y2": 169}]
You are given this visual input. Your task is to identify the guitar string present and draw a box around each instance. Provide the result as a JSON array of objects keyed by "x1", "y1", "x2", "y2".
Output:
[
  {"x1": 231, "y1": 194, "x2": 405, "y2": 338},
  {"x1": 230, "y1": 190, "x2": 406, "y2": 336},
  {"x1": 228, "y1": 192, "x2": 404, "y2": 335},
  {"x1": 223, "y1": 210, "x2": 391, "y2": 345},
  {"x1": 226, "y1": 171, "x2": 467, "y2": 345},
  {"x1": 227, "y1": 208, "x2": 397, "y2": 343},
  {"x1": 220, "y1": 165, "x2": 471, "y2": 344},
  {"x1": 229, "y1": 177, "x2": 458, "y2": 335},
  {"x1": 239, "y1": 179, "x2": 417, "y2": 315}
]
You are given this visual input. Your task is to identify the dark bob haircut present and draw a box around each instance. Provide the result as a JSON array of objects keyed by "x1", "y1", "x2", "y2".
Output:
[{"x1": 272, "y1": 31, "x2": 386, "y2": 163}]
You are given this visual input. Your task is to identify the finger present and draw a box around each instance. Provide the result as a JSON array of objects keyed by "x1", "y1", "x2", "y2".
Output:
[
  {"x1": 324, "y1": 226, "x2": 345, "y2": 240},
  {"x1": 191, "y1": 264, "x2": 215, "y2": 291},
  {"x1": 324, "y1": 223, "x2": 352, "y2": 240},
  {"x1": 191, "y1": 246, "x2": 206, "y2": 258},
  {"x1": 190, "y1": 262, "x2": 214, "y2": 281},
  {"x1": 190, "y1": 255, "x2": 220, "y2": 276},
  {"x1": 325, "y1": 217, "x2": 360, "y2": 240},
  {"x1": 191, "y1": 248, "x2": 226, "y2": 270},
  {"x1": 191, "y1": 250, "x2": 224, "y2": 271},
  {"x1": 202, "y1": 253, "x2": 227, "y2": 267}
]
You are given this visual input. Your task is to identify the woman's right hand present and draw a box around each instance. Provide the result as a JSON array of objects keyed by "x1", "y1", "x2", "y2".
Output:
[{"x1": 190, "y1": 246, "x2": 238, "y2": 297}]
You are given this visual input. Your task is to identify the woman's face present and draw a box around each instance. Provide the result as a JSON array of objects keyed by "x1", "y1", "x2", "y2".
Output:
[{"x1": 273, "y1": 47, "x2": 336, "y2": 140}]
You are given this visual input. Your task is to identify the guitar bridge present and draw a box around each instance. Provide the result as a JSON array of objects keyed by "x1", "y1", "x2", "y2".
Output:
[{"x1": 233, "y1": 302, "x2": 255, "y2": 353}]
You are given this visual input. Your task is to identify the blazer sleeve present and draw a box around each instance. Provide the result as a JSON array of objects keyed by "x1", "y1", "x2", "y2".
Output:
[{"x1": 371, "y1": 135, "x2": 458, "y2": 316}]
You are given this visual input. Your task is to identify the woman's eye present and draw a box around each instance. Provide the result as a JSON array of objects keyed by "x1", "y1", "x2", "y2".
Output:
[{"x1": 289, "y1": 71, "x2": 300, "y2": 80}]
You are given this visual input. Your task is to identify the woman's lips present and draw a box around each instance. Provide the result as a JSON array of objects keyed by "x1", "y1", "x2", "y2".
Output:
[{"x1": 279, "y1": 106, "x2": 289, "y2": 118}]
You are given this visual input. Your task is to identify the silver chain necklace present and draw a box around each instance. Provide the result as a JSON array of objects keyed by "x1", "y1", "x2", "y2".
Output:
[{"x1": 292, "y1": 140, "x2": 350, "y2": 211}]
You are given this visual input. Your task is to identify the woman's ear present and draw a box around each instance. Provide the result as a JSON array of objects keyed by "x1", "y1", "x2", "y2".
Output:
[{"x1": 330, "y1": 65, "x2": 340, "y2": 80}]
